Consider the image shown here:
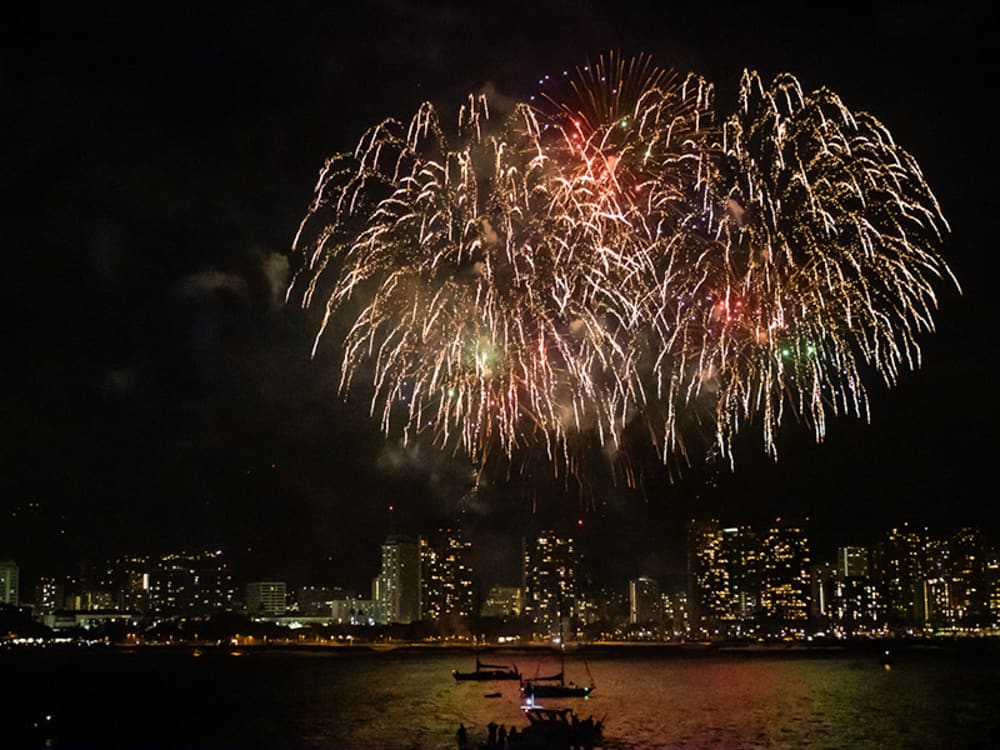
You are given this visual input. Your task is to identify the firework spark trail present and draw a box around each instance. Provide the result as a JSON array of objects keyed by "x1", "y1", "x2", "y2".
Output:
[
  {"x1": 705, "y1": 70, "x2": 957, "y2": 463},
  {"x1": 289, "y1": 54, "x2": 956, "y2": 484}
]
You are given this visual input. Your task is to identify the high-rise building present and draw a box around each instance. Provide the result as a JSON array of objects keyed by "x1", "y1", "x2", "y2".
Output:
[
  {"x1": 687, "y1": 522, "x2": 760, "y2": 637},
  {"x1": 838, "y1": 547, "x2": 869, "y2": 579},
  {"x1": 686, "y1": 520, "x2": 729, "y2": 635},
  {"x1": 579, "y1": 586, "x2": 628, "y2": 627},
  {"x1": 815, "y1": 546, "x2": 881, "y2": 636},
  {"x1": 378, "y1": 536, "x2": 421, "y2": 624},
  {"x1": 246, "y1": 581, "x2": 287, "y2": 616},
  {"x1": 948, "y1": 528, "x2": 988, "y2": 627},
  {"x1": 923, "y1": 537, "x2": 953, "y2": 628},
  {"x1": 661, "y1": 591, "x2": 691, "y2": 638},
  {"x1": 810, "y1": 562, "x2": 836, "y2": 623},
  {"x1": 146, "y1": 550, "x2": 236, "y2": 615},
  {"x1": 480, "y1": 586, "x2": 522, "y2": 619},
  {"x1": 985, "y1": 550, "x2": 1000, "y2": 628},
  {"x1": 720, "y1": 525, "x2": 760, "y2": 624},
  {"x1": 0, "y1": 560, "x2": 19, "y2": 605},
  {"x1": 68, "y1": 590, "x2": 115, "y2": 611},
  {"x1": 629, "y1": 577, "x2": 660, "y2": 624},
  {"x1": 873, "y1": 525, "x2": 927, "y2": 629},
  {"x1": 759, "y1": 518, "x2": 811, "y2": 634},
  {"x1": 33, "y1": 577, "x2": 63, "y2": 621},
  {"x1": 103, "y1": 556, "x2": 150, "y2": 613},
  {"x1": 420, "y1": 528, "x2": 474, "y2": 620},
  {"x1": 522, "y1": 531, "x2": 577, "y2": 635}
]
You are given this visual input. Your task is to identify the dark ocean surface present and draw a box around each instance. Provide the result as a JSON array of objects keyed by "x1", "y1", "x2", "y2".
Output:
[{"x1": 4, "y1": 644, "x2": 999, "y2": 749}]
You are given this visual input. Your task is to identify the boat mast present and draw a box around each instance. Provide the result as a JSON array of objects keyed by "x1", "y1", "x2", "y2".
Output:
[{"x1": 559, "y1": 593, "x2": 565, "y2": 687}]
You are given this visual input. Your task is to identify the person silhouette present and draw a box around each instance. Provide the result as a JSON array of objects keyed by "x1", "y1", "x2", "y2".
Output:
[{"x1": 456, "y1": 723, "x2": 468, "y2": 749}]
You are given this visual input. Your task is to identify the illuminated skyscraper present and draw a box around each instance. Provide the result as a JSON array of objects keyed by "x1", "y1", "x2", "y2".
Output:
[
  {"x1": 420, "y1": 528, "x2": 474, "y2": 621},
  {"x1": 837, "y1": 547, "x2": 869, "y2": 579},
  {"x1": 687, "y1": 522, "x2": 760, "y2": 637},
  {"x1": 103, "y1": 556, "x2": 150, "y2": 613},
  {"x1": 33, "y1": 577, "x2": 62, "y2": 621},
  {"x1": 246, "y1": 581, "x2": 287, "y2": 616},
  {"x1": 923, "y1": 537, "x2": 953, "y2": 627},
  {"x1": 821, "y1": 546, "x2": 881, "y2": 635},
  {"x1": 146, "y1": 550, "x2": 236, "y2": 615},
  {"x1": 810, "y1": 562, "x2": 836, "y2": 623},
  {"x1": 947, "y1": 527, "x2": 988, "y2": 627},
  {"x1": 759, "y1": 518, "x2": 811, "y2": 634},
  {"x1": 0, "y1": 560, "x2": 19, "y2": 605},
  {"x1": 985, "y1": 550, "x2": 1000, "y2": 628},
  {"x1": 686, "y1": 520, "x2": 729, "y2": 635},
  {"x1": 873, "y1": 525, "x2": 927, "y2": 629},
  {"x1": 522, "y1": 530, "x2": 577, "y2": 635},
  {"x1": 629, "y1": 577, "x2": 660, "y2": 625},
  {"x1": 480, "y1": 586, "x2": 522, "y2": 619},
  {"x1": 662, "y1": 591, "x2": 691, "y2": 637},
  {"x1": 379, "y1": 535, "x2": 421, "y2": 624},
  {"x1": 720, "y1": 525, "x2": 760, "y2": 624}
]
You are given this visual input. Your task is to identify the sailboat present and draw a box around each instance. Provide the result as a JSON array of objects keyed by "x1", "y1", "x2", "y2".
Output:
[
  {"x1": 521, "y1": 619, "x2": 595, "y2": 698},
  {"x1": 452, "y1": 656, "x2": 521, "y2": 681}
]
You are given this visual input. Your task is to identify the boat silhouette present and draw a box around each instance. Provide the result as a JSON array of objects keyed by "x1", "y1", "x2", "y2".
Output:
[{"x1": 452, "y1": 656, "x2": 521, "y2": 681}]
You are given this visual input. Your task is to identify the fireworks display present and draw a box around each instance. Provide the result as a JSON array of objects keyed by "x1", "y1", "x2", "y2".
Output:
[{"x1": 289, "y1": 53, "x2": 956, "y2": 483}]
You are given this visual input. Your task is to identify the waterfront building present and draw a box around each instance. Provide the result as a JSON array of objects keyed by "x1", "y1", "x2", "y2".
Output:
[
  {"x1": 146, "y1": 550, "x2": 236, "y2": 615},
  {"x1": 810, "y1": 562, "x2": 836, "y2": 624},
  {"x1": 686, "y1": 518, "x2": 739, "y2": 637},
  {"x1": 295, "y1": 586, "x2": 347, "y2": 616},
  {"x1": 246, "y1": 581, "x2": 288, "y2": 616},
  {"x1": 985, "y1": 551, "x2": 1000, "y2": 628},
  {"x1": 480, "y1": 585, "x2": 522, "y2": 619},
  {"x1": 420, "y1": 528, "x2": 474, "y2": 620},
  {"x1": 378, "y1": 535, "x2": 421, "y2": 624},
  {"x1": 759, "y1": 518, "x2": 811, "y2": 635},
  {"x1": 0, "y1": 560, "x2": 19, "y2": 605},
  {"x1": 873, "y1": 525, "x2": 927, "y2": 629},
  {"x1": 686, "y1": 519, "x2": 730, "y2": 635},
  {"x1": 720, "y1": 525, "x2": 760, "y2": 625},
  {"x1": 663, "y1": 591, "x2": 691, "y2": 638},
  {"x1": 838, "y1": 546, "x2": 870, "y2": 579},
  {"x1": 629, "y1": 577, "x2": 660, "y2": 625},
  {"x1": 522, "y1": 530, "x2": 577, "y2": 636},
  {"x1": 948, "y1": 527, "x2": 988, "y2": 627},
  {"x1": 829, "y1": 577, "x2": 882, "y2": 636},
  {"x1": 66, "y1": 589, "x2": 115, "y2": 611},
  {"x1": 330, "y1": 596, "x2": 378, "y2": 625},
  {"x1": 33, "y1": 577, "x2": 63, "y2": 621},
  {"x1": 103, "y1": 555, "x2": 150, "y2": 612},
  {"x1": 687, "y1": 521, "x2": 760, "y2": 637},
  {"x1": 576, "y1": 585, "x2": 627, "y2": 627}
]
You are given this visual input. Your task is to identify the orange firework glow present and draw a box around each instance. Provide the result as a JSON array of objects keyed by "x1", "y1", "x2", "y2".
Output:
[{"x1": 288, "y1": 53, "x2": 956, "y2": 483}]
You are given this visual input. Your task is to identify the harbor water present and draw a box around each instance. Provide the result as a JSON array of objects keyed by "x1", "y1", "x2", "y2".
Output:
[{"x1": 3, "y1": 644, "x2": 998, "y2": 749}]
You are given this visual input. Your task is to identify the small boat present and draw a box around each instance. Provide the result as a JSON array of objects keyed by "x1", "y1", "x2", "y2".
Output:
[
  {"x1": 452, "y1": 657, "x2": 521, "y2": 681},
  {"x1": 521, "y1": 631, "x2": 594, "y2": 698},
  {"x1": 521, "y1": 669, "x2": 593, "y2": 698},
  {"x1": 515, "y1": 706, "x2": 603, "y2": 748},
  {"x1": 483, "y1": 691, "x2": 502, "y2": 698}
]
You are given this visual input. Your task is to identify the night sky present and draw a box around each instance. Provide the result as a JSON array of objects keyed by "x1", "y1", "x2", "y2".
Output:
[{"x1": 4, "y1": 2, "x2": 995, "y2": 594}]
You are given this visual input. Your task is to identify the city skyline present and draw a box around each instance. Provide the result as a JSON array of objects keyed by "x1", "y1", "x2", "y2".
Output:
[
  {"x1": 4, "y1": 4, "x2": 995, "y2": 597},
  {"x1": 7, "y1": 518, "x2": 999, "y2": 641}
]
